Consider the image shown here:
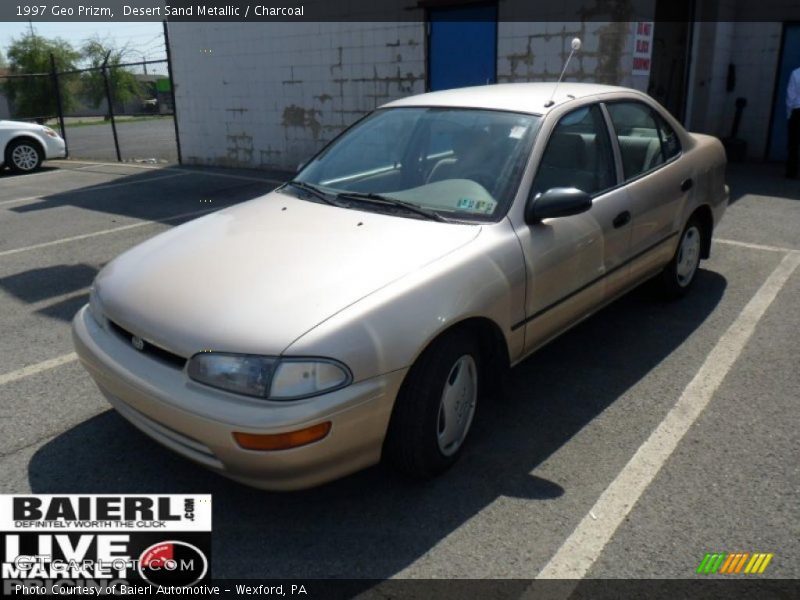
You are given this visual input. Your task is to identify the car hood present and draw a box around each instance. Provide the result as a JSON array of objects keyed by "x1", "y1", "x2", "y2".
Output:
[
  {"x1": 0, "y1": 120, "x2": 45, "y2": 131},
  {"x1": 95, "y1": 191, "x2": 481, "y2": 358}
]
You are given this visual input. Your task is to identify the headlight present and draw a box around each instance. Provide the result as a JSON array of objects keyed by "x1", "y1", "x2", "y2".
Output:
[
  {"x1": 269, "y1": 360, "x2": 351, "y2": 400},
  {"x1": 188, "y1": 353, "x2": 276, "y2": 397},
  {"x1": 187, "y1": 353, "x2": 351, "y2": 400},
  {"x1": 41, "y1": 126, "x2": 59, "y2": 138}
]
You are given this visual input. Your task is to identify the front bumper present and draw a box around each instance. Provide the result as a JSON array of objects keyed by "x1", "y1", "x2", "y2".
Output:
[
  {"x1": 44, "y1": 135, "x2": 66, "y2": 159},
  {"x1": 72, "y1": 306, "x2": 406, "y2": 490}
]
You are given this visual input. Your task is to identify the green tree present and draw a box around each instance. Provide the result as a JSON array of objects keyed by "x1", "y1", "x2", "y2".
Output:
[
  {"x1": 3, "y1": 33, "x2": 80, "y2": 119},
  {"x1": 80, "y1": 38, "x2": 140, "y2": 116}
]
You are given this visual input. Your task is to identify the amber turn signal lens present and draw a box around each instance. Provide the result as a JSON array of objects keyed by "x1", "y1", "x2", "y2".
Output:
[{"x1": 233, "y1": 422, "x2": 332, "y2": 451}]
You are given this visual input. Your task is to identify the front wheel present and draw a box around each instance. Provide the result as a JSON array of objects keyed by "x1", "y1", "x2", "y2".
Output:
[
  {"x1": 384, "y1": 330, "x2": 481, "y2": 478},
  {"x1": 6, "y1": 139, "x2": 43, "y2": 173},
  {"x1": 658, "y1": 217, "x2": 704, "y2": 298}
]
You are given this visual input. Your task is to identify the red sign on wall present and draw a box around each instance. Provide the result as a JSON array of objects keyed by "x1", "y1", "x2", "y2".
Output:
[{"x1": 632, "y1": 21, "x2": 654, "y2": 76}]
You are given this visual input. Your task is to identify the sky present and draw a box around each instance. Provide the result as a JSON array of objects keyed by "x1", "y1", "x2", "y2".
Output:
[{"x1": 0, "y1": 21, "x2": 167, "y2": 67}]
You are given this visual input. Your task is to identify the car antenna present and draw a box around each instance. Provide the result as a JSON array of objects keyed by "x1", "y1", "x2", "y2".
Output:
[{"x1": 545, "y1": 38, "x2": 582, "y2": 108}]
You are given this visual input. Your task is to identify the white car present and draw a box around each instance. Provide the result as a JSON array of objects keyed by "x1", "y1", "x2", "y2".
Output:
[{"x1": 1, "y1": 120, "x2": 66, "y2": 173}]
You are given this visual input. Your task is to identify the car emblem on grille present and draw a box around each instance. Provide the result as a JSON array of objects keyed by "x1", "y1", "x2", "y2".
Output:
[{"x1": 131, "y1": 335, "x2": 145, "y2": 351}]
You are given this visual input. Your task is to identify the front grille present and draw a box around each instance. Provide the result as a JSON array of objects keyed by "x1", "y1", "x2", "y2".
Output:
[{"x1": 108, "y1": 320, "x2": 187, "y2": 369}]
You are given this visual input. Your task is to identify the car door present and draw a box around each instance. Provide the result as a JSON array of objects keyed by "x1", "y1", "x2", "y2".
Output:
[
  {"x1": 513, "y1": 103, "x2": 633, "y2": 355},
  {"x1": 604, "y1": 100, "x2": 689, "y2": 282}
]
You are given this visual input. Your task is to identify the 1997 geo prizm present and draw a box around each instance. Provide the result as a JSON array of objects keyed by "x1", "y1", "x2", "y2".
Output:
[{"x1": 72, "y1": 83, "x2": 728, "y2": 490}]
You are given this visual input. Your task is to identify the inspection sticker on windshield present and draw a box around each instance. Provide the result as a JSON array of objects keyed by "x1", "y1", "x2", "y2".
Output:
[
  {"x1": 456, "y1": 197, "x2": 496, "y2": 214},
  {"x1": 509, "y1": 125, "x2": 528, "y2": 139}
]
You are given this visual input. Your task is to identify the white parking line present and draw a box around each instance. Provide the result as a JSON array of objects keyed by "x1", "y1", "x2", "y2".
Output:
[
  {"x1": 72, "y1": 163, "x2": 110, "y2": 170},
  {"x1": 28, "y1": 287, "x2": 91, "y2": 310},
  {"x1": 0, "y1": 207, "x2": 217, "y2": 258},
  {"x1": 60, "y1": 160, "x2": 171, "y2": 171},
  {"x1": 0, "y1": 196, "x2": 42, "y2": 208},
  {"x1": 715, "y1": 237, "x2": 800, "y2": 255},
  {"x1": 535, "y1": 250, "x2": 800, "y2": 580},
  {"x1": 179, "y1": 168, "x2": 285, "y2": 185},
  {"x1": 0, "y1": 173, "x2": 190, "y2": 208},
  {"x1": 61, "y1": 160, "x2": 286, "y2": 184},
  {"x1": 0, "y1": 353, "x2": 78, "y2": 387}
]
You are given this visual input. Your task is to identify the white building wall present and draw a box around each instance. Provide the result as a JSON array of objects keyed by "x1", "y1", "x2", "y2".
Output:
[
  {"x1": 705, "y1": 21, "x2": 735, "y2": 136},
  {"x1": 169, "y1": 16, "x2": 643, "y2": 171},
  {"x1": 724, "y1": 22, "x2": 782, "y2": 158},
  {"x1": 169, "y1": 22, "x2": 425, "y2": 170},
  {"x1": 685, "y1": 2, "x2": 783, "y2": 158},
  {"x1": 497, "y1": 21, "x2": 641, "y2": 90}
]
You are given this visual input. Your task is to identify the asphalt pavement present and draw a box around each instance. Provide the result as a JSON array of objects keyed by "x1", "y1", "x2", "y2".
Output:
[
  {"x1": 62, "y1": 117, "x2": 178, "y2": 163},
  {"x1": 0, "y1": 160, "x2": 797, "y2": 586}
]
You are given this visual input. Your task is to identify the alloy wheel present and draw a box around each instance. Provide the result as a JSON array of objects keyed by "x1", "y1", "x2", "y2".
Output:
[{"x1": 11, "y1": 144, "x2": 39, "y2": 171}]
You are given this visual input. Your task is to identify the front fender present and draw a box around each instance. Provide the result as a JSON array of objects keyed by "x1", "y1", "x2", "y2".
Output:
[
  {"x1": 283, "y1": 219, "x2": 527, "y2": 382},
  {"x1": 2, "y1": 128, "x2": 48, "y2": 159}
]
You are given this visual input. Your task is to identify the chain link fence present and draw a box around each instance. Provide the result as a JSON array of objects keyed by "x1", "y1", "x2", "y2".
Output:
[{"x1": 1, "y1": 56, "x2": 179, "y2": 164}]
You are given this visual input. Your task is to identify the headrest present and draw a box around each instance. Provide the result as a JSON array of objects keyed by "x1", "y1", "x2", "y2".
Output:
[{"x1": 543, "y1": 133, "x2": 586, "y2": 169}]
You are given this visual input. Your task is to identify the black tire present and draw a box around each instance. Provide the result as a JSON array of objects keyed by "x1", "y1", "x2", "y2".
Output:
[
  {"x1": 384, "y1": 329, "x2": 481, "y2": 479},
  {"x1": 658, "y1": 217, "x2": 704, "y2": 299},
  {"x1": 5, "y1": 138, "x2": 43, "y2": 173}
]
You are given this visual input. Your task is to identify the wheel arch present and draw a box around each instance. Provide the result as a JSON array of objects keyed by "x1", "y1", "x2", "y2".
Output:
[
  {"x1": 382, "y1": 314, "x2": 512, "y2": 475},
  {"x1": 4, "y1": 135, "x2": 45, "y2": 163},
  {"x1": 405, "y1": 316, "x2": 512, "y2": 402},
  {"x1": 689, "y1": 204, "x2": 714, "y2": 259}
]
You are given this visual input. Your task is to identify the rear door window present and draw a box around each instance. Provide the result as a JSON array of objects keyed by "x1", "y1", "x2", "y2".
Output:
[{"x1": 605, "y1": 101, "x2": 670, "y2": 180}]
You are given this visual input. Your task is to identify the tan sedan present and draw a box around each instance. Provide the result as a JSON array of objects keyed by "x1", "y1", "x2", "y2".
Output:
[{"x1": 72, "y1": 83, "x2": 728, "y2": 490}]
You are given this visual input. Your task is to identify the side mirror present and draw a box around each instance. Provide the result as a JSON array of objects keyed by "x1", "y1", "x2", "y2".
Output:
[{"x1": 524, "y1": 187, "x2": 592, "y2": 224}]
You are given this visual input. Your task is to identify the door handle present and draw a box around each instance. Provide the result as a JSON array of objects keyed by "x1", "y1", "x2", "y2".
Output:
[
  {"x1": 612, "y1": 210, "x2": 631, "y2": 229},
  {"x1": 681, "y1": 178, "x2": 694, "y2": 192}
]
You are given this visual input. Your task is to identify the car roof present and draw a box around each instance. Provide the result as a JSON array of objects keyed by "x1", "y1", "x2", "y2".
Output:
[{"x1": 381, "y1": 82, "x2": 641, "y2": 116}]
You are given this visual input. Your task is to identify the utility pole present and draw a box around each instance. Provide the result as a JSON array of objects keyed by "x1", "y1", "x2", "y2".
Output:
[
  {"x1": 101, "y1": 51, "x2": 122, "y2": 162},
  {"x1": 163, "y1": 20, "x2": 182, "y2": 164},
  {"x1": 49, "y1": 53, "x2": 68, "y2": 157}
]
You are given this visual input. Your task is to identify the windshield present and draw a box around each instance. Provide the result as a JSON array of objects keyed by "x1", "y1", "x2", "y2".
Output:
[{"x1": 292, "y1": 107, "x2": 540, "y2": 222}]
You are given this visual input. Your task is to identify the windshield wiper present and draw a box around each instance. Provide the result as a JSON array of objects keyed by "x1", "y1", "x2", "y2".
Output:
[
  {"x1": 284, "y1": 180, "x2": 345, "y2": 207},
  {"x1": 335, "y1": 191, "x2": 448, "y2": 222}
]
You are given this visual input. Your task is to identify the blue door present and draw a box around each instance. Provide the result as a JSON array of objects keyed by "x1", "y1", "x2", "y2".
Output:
[
  {"x1": 768, "y1": 24, "x2": 800, "y2": 161},
  {"x1": 428, "y1": 5, "x2": 497, "y2": 92}
]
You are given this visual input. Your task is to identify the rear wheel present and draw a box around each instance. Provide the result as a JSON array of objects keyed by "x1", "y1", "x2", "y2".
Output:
[
  {"x1": 6, "y1": 139, "x2": 43, "y2": 173},
  {"x1": 658, "y1": 217, "x2": 703, "y2": 298},
  {"x1": 384, "y1": 330, "x2": 480, "y2": 478}
]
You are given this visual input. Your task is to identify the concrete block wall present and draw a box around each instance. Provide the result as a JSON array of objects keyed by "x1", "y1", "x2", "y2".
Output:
[
  {"x1": 169, "y1": 22, "x2": 425, "y2": 170},
  {"x1": 169, "y1": 15, "x2": 644, "y2": 171},
  {"x1": 497, "y1": 21, "x2": 641, "y2": 90}
]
